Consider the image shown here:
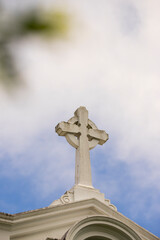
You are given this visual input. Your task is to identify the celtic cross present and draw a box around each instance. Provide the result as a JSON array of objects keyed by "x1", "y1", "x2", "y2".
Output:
[{"x1": 55, "y1": 106, "x2": 109, "y2": 188}]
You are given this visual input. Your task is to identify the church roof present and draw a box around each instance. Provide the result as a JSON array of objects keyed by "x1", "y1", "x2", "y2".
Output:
[{"x1": 0, "y1": 198, "x2": 159, "y2": 240}]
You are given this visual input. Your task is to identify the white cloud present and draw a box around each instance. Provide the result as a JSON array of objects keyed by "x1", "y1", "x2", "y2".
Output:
[{"x1": 0, "y1": 0, "x2": 160, "y2": 228}]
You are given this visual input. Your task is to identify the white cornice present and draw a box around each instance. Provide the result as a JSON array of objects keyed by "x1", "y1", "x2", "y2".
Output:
[{"x1": 0, "y1": 198, "x2": 159, "y2": 240}]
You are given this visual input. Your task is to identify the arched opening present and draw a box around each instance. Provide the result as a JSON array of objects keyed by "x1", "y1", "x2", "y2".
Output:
[{"x1": 64, "y1": 216, "x2": 142, "y2": 240}]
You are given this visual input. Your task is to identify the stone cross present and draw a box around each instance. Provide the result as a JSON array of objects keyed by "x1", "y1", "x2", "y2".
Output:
[{"x1": 55, "y1": 106, "x2": 109, "y2": 188}]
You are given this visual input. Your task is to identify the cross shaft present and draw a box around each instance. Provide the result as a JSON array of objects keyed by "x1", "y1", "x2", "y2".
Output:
[{"x1": 55, "y1": 106, "x2": 108, "y2": 188}]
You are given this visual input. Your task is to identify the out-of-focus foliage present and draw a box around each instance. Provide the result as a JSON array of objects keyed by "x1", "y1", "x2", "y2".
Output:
[
  {"x1": 0, "y1": 40, "x2": 20, "y2": 88},
  {"x1": 18, "y1": 9, "x2": 69, "y2": 37},
  {"x1": 0, "y1": 4, "x2": 69, "y2": 91}
]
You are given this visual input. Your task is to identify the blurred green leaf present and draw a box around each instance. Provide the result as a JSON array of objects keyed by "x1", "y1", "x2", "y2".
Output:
[
  {"x1": 18, "y1": 9, "x2": 69, "y2": 37},
  {"x1": 0, "y1": 5, "x2": 70, "y2": 91}
]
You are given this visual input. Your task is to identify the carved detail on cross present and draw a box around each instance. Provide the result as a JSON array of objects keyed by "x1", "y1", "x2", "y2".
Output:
[{"x1": 55, "y1": 106, "x2": 109, "y2": 188}]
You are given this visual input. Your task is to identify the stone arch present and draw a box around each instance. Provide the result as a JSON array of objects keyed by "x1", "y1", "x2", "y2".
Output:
[{"x1": 63, "y1": 216, "x2": 142, "y2": 240}]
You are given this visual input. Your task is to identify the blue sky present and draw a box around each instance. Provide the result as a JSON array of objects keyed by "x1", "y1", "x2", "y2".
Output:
[{"x1": 0, "y1": 0, "x2": 160, "y2": 238}]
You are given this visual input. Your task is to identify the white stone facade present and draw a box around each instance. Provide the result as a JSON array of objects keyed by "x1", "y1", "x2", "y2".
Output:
[{"x1": 0, "y1": 198, "x2": 159, "y2": 240}]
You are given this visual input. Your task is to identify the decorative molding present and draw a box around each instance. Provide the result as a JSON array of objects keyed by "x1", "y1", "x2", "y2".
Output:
[
  {"x1": 50, "y1": 190, "x2": 74, "y2": 206},
  {"x1": 105, "y1": 199, "x2": 117, "y2": 211},
  {"x1": 60, "y1": 191, "x2": 74, "y2": 204}
]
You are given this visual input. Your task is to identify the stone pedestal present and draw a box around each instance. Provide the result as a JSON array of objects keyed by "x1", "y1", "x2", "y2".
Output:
[{"x1": 49, "y1": 185, "x2": 117, "y2": 211}]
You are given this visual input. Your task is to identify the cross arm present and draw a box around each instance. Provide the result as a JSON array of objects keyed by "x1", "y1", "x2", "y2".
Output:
[
  {"x1": 55, "y1": 122, "x2": 80, "y2": 136},
  {"x1": 88, "y1": 129, "x2": 109, "y2": 145}
]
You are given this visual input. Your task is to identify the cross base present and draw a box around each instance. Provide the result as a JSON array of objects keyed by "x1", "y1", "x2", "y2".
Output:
[
  {"x1": 73, "y1": 185, "x2": 105, "y2": 202},
  {"x1": 49, "y1": 185, "x2": 117, "y2": 211}
]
